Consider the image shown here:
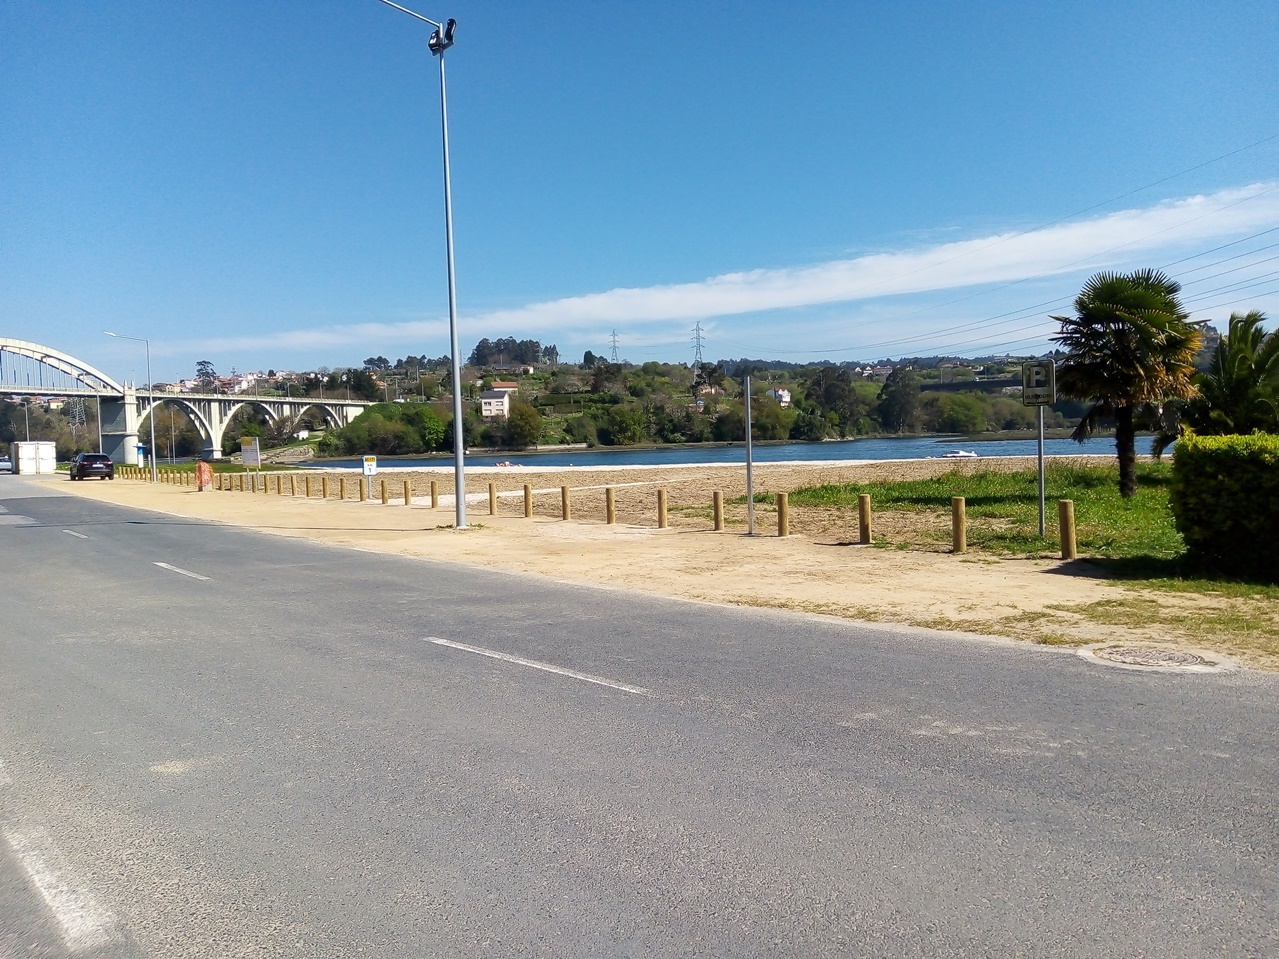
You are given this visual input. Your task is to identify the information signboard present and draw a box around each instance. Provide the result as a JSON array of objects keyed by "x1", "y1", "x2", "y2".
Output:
[
  {"x1": 241, "y1": 437, "x2": 261, "y2": 468},
  {"x1": 1021, "y1": 360, "x2": 1057, "y2": 407},
  {"x1": 362, "y1": 456, "x2": 378, "y2": 477}
]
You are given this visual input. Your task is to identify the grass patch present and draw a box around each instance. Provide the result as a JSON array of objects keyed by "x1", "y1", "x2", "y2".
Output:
[
  {"x1": 790, "y1": 463, "x2": 1182, "y2": 560},
  {"x1": 1048, "y1": 595, "x2": 1279, "y2": 660}
]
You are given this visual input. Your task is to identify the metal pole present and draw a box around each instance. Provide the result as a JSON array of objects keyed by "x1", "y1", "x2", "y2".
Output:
[
  {"x1": 374, "y1": 1, "x2": 464, "y2": 526},
  {"x1": 744, "y1": 375, "x2": 755, "y2": 536},
  {"x1": 440, "y1": 47, "x2": 466, "y2": 528},
  {"x1": 96, "y1": 396, "x2": 103, "y2": 454},
  {"x1": 146, "y1": 340, "x2": 157, "y2": 483},
  {"x1": 23, "y1": 402, "x2": 30, "y2": 441},
  {"x1": 1037, "y1": 404, "x2": 1046, "y2": 537}
]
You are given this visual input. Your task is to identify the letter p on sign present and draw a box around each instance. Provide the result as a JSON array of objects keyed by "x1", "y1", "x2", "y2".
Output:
[{"x1": 1022, "y1": 360, "x2": 1056, "y2": 407}]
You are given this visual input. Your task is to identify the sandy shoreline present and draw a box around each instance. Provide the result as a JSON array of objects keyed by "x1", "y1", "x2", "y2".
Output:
[{"x1": 43, "y1": 456, "x2": 1273, "y2": 670}]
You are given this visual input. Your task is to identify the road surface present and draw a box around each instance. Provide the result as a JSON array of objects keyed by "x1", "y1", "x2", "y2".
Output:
[{"x1": 1, "y1": 475, "x2": 1275, "y2": 957}]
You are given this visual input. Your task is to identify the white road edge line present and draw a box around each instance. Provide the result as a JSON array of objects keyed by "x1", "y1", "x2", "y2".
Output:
[
  {"x1": 62, "y1": 530, "x2": 89, "y2": 539},
  {"x1": 425, "y1": 637, "x2": 652, "y2": 697},
  {"x1": 2, "y1": 825, "x2": 115, "y2": 951},
  {"x1": 153, "y1": 562, "x2": 210, "y2": 581}
]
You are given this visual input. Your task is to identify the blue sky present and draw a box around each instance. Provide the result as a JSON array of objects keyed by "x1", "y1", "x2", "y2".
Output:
[{"x1": 3, "y1": 1, "x2": 1278, "y2": 383}]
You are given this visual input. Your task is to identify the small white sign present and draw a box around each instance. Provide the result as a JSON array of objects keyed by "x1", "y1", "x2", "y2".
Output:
[
  {"x1": 362, "y1": 455, "x2": 378, "y2": 477},
  {"x1": 241, "y1": 437, "x2": 262, "y2": 467},
  {"x1": 1021, "y1": 360, "x2": 1057, "y2": 407}
]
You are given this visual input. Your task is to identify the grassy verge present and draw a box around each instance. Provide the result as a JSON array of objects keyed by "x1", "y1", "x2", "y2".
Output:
[{"x1": 782, "y1": 462, "x2": 1182, "y2": 559}]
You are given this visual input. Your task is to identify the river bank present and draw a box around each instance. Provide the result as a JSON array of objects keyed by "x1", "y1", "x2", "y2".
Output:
[{"x1": 306, "y1": 433, "x2": 1129, "y2": 471}]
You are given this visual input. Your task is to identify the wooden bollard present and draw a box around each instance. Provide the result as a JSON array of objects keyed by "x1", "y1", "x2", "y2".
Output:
[
  {"x1": 489, "y1": 482, "x2": 497, "y2": 516},
  {"x1": 403, "y1": 480, "x2": 411, "y2": 506},
  {"x1": 322, "y1": 476, "x2": 329, "y2": 499},
  {"x1": 858, "y1": 493, "x2": 872, "y2": 544},
  {"x1": 713, "y1": 491, "x2": 723, "y2": 531},
  {"x1": 523, "y1": 484, "x2": 532, "y2": 518},
  {"x1": 340, "y1": 477, "x2": 347, "y2": 500},
  {"x1": 237, "y1": 474, "x2": 245, "y2": 492},
  {"x1": 606, "y1": 487, "x2": 616, "y2": 524},
  {"x1": 561, "y1": 485, "x2": 571, "y2": 521},
  {"x1": 657, "y1": 489, "x2": 668, "y2": 529},
  {"x1": 430, "y1": 480, "x2": 438, "y2": 509},
  {"x1": 381, "y1": 479, "x2": 388, "y2": 505},
  {"x1": 359, "y1": 478, "x2": 367, "y2": 502},
  {"x1": 276, "y1": 475, "x2": 284, "y2": 495},
  {"x1": 952, "y1": 496, "x2": 967, "y2": 553},
  {"x1": 777, "y1": 492, "x2": 789, "y2": 537},
  {"x1": 305, "y1": 475, "x2": 313, "y2": 497},
  {"x1": 1059, "y1": 499, "x2": 1077, "y2": 561},
  {"x1": 289, "y1": 475, "x2": 297, "y2": 496}
]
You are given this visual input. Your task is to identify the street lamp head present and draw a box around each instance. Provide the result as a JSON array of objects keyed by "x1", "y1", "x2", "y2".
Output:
[{"x1": 428, "y1": 17, "x2": 455, "y2": 54}]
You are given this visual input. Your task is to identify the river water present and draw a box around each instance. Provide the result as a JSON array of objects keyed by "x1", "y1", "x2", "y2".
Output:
[{"x1": 312, "y1": 434, "x2": 1134, "y2": 470}]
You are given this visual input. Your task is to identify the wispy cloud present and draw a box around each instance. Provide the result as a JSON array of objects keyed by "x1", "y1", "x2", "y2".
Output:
[{"x1": 173, "y1": 182, "x2": 1279, "y2": 358}]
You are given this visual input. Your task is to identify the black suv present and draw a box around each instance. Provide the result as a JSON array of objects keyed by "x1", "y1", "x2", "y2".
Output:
[{"x1": 70, "y1": 453, "x2": 114, "y2": 480}]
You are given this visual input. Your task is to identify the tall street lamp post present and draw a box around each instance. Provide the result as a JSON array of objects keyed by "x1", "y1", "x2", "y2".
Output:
[
  {"x1": 375, "y1": 0, "x2": 467, "y2": 528},
  {"x1": 104, "y1": 331, "x2": 158, "y2": 483}
]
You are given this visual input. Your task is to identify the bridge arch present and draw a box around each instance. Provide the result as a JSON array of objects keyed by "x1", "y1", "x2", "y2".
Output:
[
  {"x1": 0, "y1": 337, "x2": 124, "y2": 394},
  {"x1": 3, "y1": 337, "x2": 370, "y2": 462}
]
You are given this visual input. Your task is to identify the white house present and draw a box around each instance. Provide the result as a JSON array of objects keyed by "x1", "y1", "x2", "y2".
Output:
[
  {"x1": 764, "y1": 388, "x2": 791, "y2": 408},
  {"x1": 480, "y1": 390, "x2": 510, "y2": 420}
]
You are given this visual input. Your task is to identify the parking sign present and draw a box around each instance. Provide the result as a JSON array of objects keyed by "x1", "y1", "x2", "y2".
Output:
[{"x1": 1022, "y1": 360, "x2": 1056, "y2": 407}]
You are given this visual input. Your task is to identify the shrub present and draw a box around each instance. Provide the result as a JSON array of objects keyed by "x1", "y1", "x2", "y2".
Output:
[{"x1": 1170, "y1": 432, "x2": 1279, "y2": 581}]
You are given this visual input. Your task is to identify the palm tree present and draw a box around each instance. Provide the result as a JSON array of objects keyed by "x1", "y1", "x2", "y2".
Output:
[
  {"x1": 1153, "y1": 311, "x2": 1279, "y2": 456},
  {"x1": 1050, "y1": 269, "x2": 1202, "y2": 497}
]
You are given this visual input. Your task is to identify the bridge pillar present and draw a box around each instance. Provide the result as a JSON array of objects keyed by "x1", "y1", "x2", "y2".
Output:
[{"x1": 100, "y1": 387, "x2": 141, "y2": 465}]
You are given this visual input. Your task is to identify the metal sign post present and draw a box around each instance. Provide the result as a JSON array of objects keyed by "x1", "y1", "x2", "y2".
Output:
[
  {"x1": 744, "y1": 375, "x2": 755, "y2": 536},
  {"x1": 1021, "y1": 360, "x2": 1056, "y2": 537},
  {"x1": 363, "y1": 455, "x2": 378, "y2": 500}
]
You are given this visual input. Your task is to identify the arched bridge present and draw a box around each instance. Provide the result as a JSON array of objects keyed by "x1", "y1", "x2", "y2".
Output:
[{"x1": 1, "y1": 337, "x2": 373, "y2": 463}]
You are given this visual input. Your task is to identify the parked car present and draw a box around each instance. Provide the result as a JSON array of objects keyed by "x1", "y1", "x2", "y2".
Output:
[
  {"x1": 70, "y1": 452, "x2": 114, "y2": 480},
  {"x1": 0, "y1": 454, "x2": 11, "y2": 473}
]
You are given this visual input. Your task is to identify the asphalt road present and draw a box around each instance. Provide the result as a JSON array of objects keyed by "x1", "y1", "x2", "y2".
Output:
[{"x1": 1, "y1": 474, "x2": 1276, "y2": 958}]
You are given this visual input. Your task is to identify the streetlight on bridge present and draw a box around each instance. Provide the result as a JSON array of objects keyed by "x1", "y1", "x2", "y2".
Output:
[
  {"x1": 374, "y1": 0, "x2": 467, "y2": 528},
  {"x1": 104, "y1": 331, "x2": 158, "y2": 483}
]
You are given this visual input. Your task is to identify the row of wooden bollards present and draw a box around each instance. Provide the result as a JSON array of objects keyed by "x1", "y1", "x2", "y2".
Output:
[
  {"x1": 207, "y1": 471, "x2": 438, "y2": 507},
  {"x1": 950, "y1": 496, "x2": 1078, "y2": 560},
  {"x1": 116, "y1": 469, "x2": 1082, "y2": 559}
]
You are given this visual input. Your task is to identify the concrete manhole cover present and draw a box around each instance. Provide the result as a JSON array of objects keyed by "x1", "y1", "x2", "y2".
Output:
[
  {"x1": 1078, "y1": 645, "x2": 1230, "y2": 673},
  {"x1": 1098, "y1": 647, "x2": 1205, "y2": 667}
]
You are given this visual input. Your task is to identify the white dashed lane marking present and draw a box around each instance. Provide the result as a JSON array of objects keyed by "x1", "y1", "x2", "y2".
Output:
[
  {"x1": 62, "y1": 530, "x2": 89, "y2": 539},
  {"x1": 425, "y1": 637, "x2": 652, "y2": 696},
  {"x1": 153, "y1": 562, "x2": 210, "y2": 581},
  {"x1": 2, "y1": 825, "x2": 116, "y2": 951}
]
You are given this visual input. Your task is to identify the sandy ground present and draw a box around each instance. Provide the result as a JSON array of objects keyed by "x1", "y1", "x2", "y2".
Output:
[{"x1": 43, "y1": 456, "x2": 1275, "y2": 670}]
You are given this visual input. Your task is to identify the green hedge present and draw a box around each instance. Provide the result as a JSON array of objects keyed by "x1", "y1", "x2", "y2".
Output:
[{"x1": 1170, "y1": 432, "x2": 1279, "y2": 581}]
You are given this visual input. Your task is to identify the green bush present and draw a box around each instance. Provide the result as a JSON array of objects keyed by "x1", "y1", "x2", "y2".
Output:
[
  {"x1": 332, "y1": 403, "x2": 446, "y2": 456},
  {"x1": 1170, "y1": 432, "x2": 1279, "y2": 581}
]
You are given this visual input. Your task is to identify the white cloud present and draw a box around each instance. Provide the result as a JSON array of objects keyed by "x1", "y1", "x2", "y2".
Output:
[{"x1": 173, "y1": 182, "x2": 1279, "y2": 358}]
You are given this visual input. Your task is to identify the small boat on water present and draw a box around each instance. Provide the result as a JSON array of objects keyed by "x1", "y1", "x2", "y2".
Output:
[{"x1": 941, "y1": 449, "x2": 979, "y2": 459}]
